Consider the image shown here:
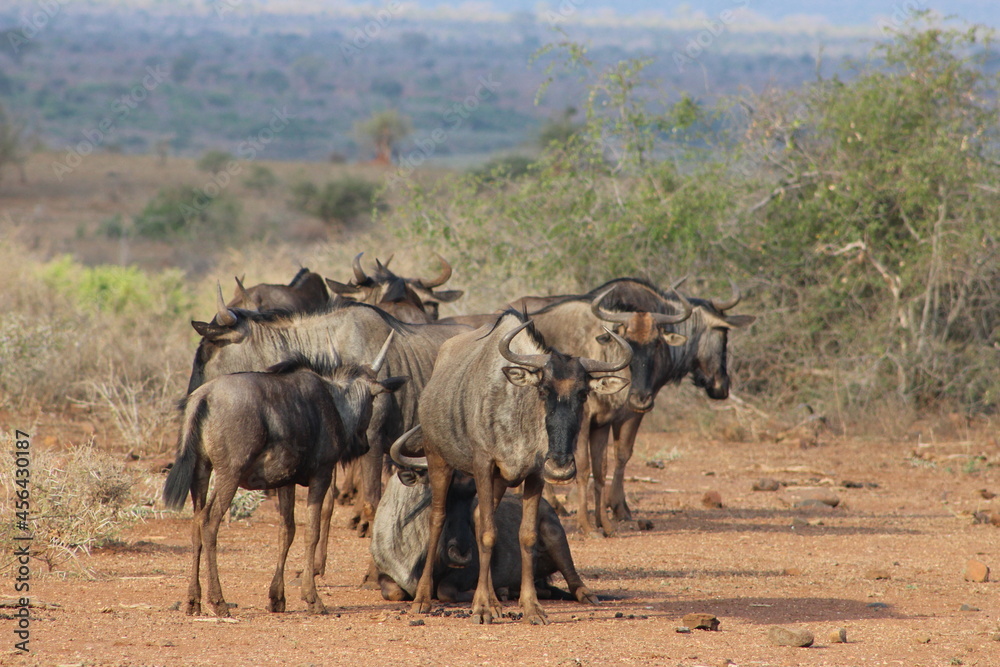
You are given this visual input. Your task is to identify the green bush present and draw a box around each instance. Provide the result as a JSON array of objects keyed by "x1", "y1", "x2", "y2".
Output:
[
  {"x1": 196, "y1": 149, "x2": 234, "y2": 174},
  {"x1": 242, "y1": 164, "x2": 278, "y2": 194},
  {"x1": 290, "y1": 177, "x2": 382, "y2": 226},
  {"x1": 133, "y1": 185, "x2": 241, "y2": 240}
]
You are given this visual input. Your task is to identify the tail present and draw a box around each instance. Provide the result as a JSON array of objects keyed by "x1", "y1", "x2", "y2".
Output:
[{"x1": 162, "y1": 396, "x2": 208, "y2": 510}]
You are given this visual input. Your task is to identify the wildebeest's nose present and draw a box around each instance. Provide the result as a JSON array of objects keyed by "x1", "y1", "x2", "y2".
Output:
[
  {"x1": 446, "y1": 538, "x2": 473, "y2": 567},
  {"x1": 706, "y1": 377, "x2": 730, "y2": 400},
  {"x1": 543, "y1": 457, "x2": 577, "y2": 484},
  {"x1": 628, "y1": 392, "x2": 655, "y2": 413}
]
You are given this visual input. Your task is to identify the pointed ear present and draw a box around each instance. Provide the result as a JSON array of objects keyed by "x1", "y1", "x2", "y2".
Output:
[
  {"x1": 724, "y1": 314, "x2": 756, "y2": 328},
  {"x1": 502, "y1": 366, "x2": 543, "y2": 387},
  {"x1": 192, "y1": 320, "x2": 245, "y2": 343},
  {"x1": 325, "y1": 278, "x2": 365, "y2": 299},
  {"x1": 374, "y1": 375, "x2": 408, "y2": 395},
  {"x1": 662, "y1": 332, "x2": 687, "y2": 346},
  {"x1": 589, "y1": 375, "x2": 630, "y2": 395},
  {"x1": 430, "y1": 289, "x2": 464, "y2": 302}
]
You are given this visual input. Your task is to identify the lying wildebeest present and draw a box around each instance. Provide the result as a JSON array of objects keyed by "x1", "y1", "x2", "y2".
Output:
[
  {"x1": 163, "y1": 333, "x2": 406, "y2": 617},
  {"x1": 582, "y1": 277, "x2": 755, "y2": 523},
  {"x1": 326, "y1": 253, "x2": 463, "y2": 323},
  {"x1": 372, "y1": 456, "x2": 596, "y2": 605},
  {"x1": 407, "y1": 311, "x2": 630, "y2": 624},
  {"x1": 528, "y1": 285, "x2": 692, "y2": 536},
  {"x1": 187, "y1": 287, "x2": 471, "y2": 547},
  {"x1": 225, "y1": 267, "x2": 330, "y2": 314}
]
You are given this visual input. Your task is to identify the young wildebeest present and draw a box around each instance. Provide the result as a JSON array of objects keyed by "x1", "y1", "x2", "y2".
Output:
[
  {"x1": 373, "y1": 451, "x2": 597, "y2": 605},
  {"x1": 410, "y1": 311, "x2": 631, "y2": 624},
  {"x1": 163, "y1": 333, "x2": 406, "y2": 617},
  {"x1": 224, "y1": 268, "x2": 330, "y2": 314}
]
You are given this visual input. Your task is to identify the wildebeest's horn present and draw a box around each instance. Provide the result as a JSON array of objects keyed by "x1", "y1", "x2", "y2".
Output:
[
  {"x1": 370, "y1": 330, "x2": 394, "y2": 373},
  {"x1": 711, "y1": 280, "x2": 742, "y2": 311},
  {"x1": 420, "y1": 253, "x2": 452, "y2": 288},
  {"x1": 216, "y1": 282, "x2": 236, "y2": 326},
  {"x1": 672, "y1": 275, "x2": 689, "y2": 291},
  {"x1": 352, "y1": 252, "x2": 368, "y2": 284},
  {"x1": 651, "y1": 286, "x2": 693, "y2": 325},
  {"x1": 498, "y1": 321, "x2": 550, "y2": 370},
  {"x1": 390, "y1": 425, "x2": 427, "y2": 470},
  {"x1": 579, "y1": 328, "x2": 632, "y2": 374},
  {"x1": 234, "y1": 275, "x2": 248, "y2": 301},
  {"x1": 382, "y1": 253, "x2": 394, "y2": 268},
  {"x1": 590, "y1": 286, "x2": 631, "y2": 325}
]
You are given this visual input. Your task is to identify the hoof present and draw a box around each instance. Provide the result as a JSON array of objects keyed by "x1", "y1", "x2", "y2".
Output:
[
  {"x1": 267, "y1": 598, "x2": 286, "y2": 613},
  {"x1": 211, "y1": 603, "x2": 232, "y2": 618},
  {"x1": 575, "y1": 587, "x2": 599, "y2": 605},
  {"x1": 411, "y1": 599, "x2": 433, "y2": 614},
  {"x1": 185, "y1": 601, "x2": 201, "y2": 616},
  {"x1": 471, "y1": 610, "x2": 494, "y2": 625},
  {"x1": 307, "y1": 600, "x2": 327, "y2": 615}
]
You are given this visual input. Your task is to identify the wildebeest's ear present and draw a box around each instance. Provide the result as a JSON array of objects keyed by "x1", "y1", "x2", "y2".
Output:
[
  {"x1": 374, "y1": 376, "x2": 408, "y2": 395},
  {"x1": 191, "y1": 320, "x2": 244, "y2": 343},
  {"x1": 662, "y1": 332, "x2": 687, "y2": 346},
  {"x1": 430, "y1": 289, "x2": 464, "y2": 302},
  {"x1": 589, "y1": 375, "x2": 630, "y2": 395},
  {"x1": 724, "y1": 314, "x2": 756, "y2": 328},
  {"x1": 502, "y1": 366, "x2": 543, "y2": 387},
  {"x1": 325, "y1": 278, "x2": 365, "y2": 299}
]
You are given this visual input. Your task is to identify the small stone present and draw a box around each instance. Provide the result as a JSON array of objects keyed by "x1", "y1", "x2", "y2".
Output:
[
  {"x1": 991, "y1": 632, "x2": 1000, "y2": 642},
  {"x1": 646, "y1": 460, "x2": 665, "y2": 469},
  {"x1": 768, "y1": 626, "x2": 814, "y2": 647},
  {"x1": 752, "y1": 478, "x2": 780, "y2": 492},
  {"x1": 864, "y1": 569, "x2": 891, "y2": 580},
  {"x1": 867, "y1": 602, "x2": 889, "y2": 610},
  {"x1": 973, "y1": 511, "x2": 992, "y2": 525},
  {"x1": 959, "y1": 604, "x2": 980, "y2": 612},
  {"x1": 991, "y1": 513, "x2": 1000, "y2": 528},
  {"x1": 914, "y1": 634, "x2": 931, "y2": 644},
  {"x1": 675, "y1": 626, "x2": 691, "y2": 633},
  {"x1": 977, "y1": 489, "x2": 996, "y2": 499},
  {"x1": 637, "y1": 519, "x2": 654, "y2": 531},
  {"x1": 682, "y1": 613, "x2": 720, "y2": 631},
  {"x1": 963, "y1": 560, "x2": 990, "y2": 583},
  {"x1": 791, "y1": 517, "x2": 809, "y2": 527},
  {"x1": 162, "y1": 640, "x2": 176, "y2": 647},
  {"x1": 783, "y1": 488, "x2": 840, "y2": 507},
  {"x1": 615, "y1": 611, "x2": 624, "y2": 618},
  {"x1": 841, "y1": 480, "x2": 864, "y2": 488},
  {"x1": 828, "y1": 627, "x2": 847, "y2": 643},
  {"x1": 702, "y1": 491, "x2": 723, "y2": 509},
  {"x1": 783, "y1": 567, "x2": 803, "y2": 576},
  {"x1": 408, "y1": 619, "x2": 425, "y2": 626},
  {"x1": 168, "y1": 601, "x2": 181, "y2": 611}
]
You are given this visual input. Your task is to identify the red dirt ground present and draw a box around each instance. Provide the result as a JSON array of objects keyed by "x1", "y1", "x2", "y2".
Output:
[{"x1": 4, "y1": 424, "x2": 1000, "y2": 667}]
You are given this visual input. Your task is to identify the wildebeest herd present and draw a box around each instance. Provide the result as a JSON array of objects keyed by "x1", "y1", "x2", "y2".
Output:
[{"x1": 163, "y1": 253, "x2": 755, "y2": 623}]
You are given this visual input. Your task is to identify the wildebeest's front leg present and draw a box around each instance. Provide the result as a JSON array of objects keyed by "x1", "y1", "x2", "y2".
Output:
[
  {"x1": 267, "y1": 485, "x2": 296, "y2": 613},
  {"x1": 185, "y1": 463, "x2": 211, "y2": 615},
  {"x1": 411, "y1": 449, "x2": 453, "y2": 614},
  {"x1": 203, "y1": 477, "x2": 240, "y2": 618},
  {"x1": 537, "y1": 509, "x2": 598, "y2": 605},
  {"x1": 588, "y1": 422, "x2": 615, "y2": 537},
  {"x1": 315, "y1": 479, "x2": 336, "y2": 577},
  {"x1": 470, "y1": 458, "x2": 503, "y2": 624},
  {"x1": 518, "y1": 473, "x2": 548, "y2": 625},
  {"x1": 573, "y1": 413, "x2": 598, "y2": 536},
  {"x1": 300, "y1": 472, "x2": 332, "y2": 614},
  {"x1": 607, "y1": 412, "x2": 644, "y2": 522}
]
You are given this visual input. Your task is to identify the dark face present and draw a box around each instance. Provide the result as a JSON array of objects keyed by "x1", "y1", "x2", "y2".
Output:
[
  {"x1": 691, "y1": 325, "x2": 731, "y2": 400},
  {"x1": 604, "y1": 312, "x2": 677, "y2": 413},
  {"x1": 539, "y1": 356, "x2": 592, "y2": 482},
  {"x1": 441, "y1": 473, "x2": 477, "y2": 568}
]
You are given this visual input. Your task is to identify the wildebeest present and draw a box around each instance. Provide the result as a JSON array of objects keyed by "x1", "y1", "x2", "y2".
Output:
[
  {"x1": 527, "y1": 285, "x2": 692, "y2": 536},
  {"x1": 579, "y1": 278, "x2": 756, "y2": 523},
  {"x1": 326, "y1": 253, "x2": 463, "y2": 323},
  {"x1": 225, "y1": 267, "x2": 330, "y2": 314},
  {"x1": 186, "y1": 288, "x2": 472, "y2": 542},
  {"x1": 163, "y1": 333, "x2": 406, "y2": 617},
  {"x1": 407, "y1": 311, "x2": 630, "y2": 624},
  {"x1": 372, "y1": 455, "x2": 597, "y2": 605}
]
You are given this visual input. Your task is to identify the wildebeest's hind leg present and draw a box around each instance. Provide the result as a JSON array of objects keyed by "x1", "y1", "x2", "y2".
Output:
[
  {"x1": 607, "y1": 413, "x2": 644, "y2": 522},
  {"x1": 537, "y1": 507, "x2": 598, "y2": 605},
  {"x1": 517, "y1": 473, "x2": 548, "y2": 625},
  {"x1": 378, "y1": 573, "x2": 412, "y2": 602},
  {"x1": 185, "y1": 461, "x2": 211, "y2": 615},
  {"x1": 411, "y1": 449, "x2": 453, "y2": 615},
  {"x1": 589, "y1": 423, "x2": 615, "y2": 537},
  {"x1": 203, "y1": 475, "x2": 241, "y2": 618},
  {"x1": 315, "y1": 477, "x2": 336, "y2": 577},
  {"x1": 469, "y1": 459, "x2": 503, "y2": 624},
  {"x1": 573, "y1": 416, "x2": 598, "y2": 536},
  {"x1": 267, "y1": 486, "x2": 296, "y2": 613},
  {"x1": 300, "y1": 472, "x2": 332, "y2": 614}
]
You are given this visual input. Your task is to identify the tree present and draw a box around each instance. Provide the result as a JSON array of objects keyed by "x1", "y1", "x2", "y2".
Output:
[{"x1": 354, "y1": 110, "x2": 411, "y2": 165}]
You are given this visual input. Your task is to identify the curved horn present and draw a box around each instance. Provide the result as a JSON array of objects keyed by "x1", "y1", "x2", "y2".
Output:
[
  {"x1": 216, "y1": 282, "x2": 236, "y2": 326},
  {"x1": 671, "y1": 275, "x2": 689, "y2": 291},
  {"x1": 498, "y1": 321, "x2": 550, "y2": 370},
  {"x1": 590, "y1": 286, "x2": 631, "y2": 325},
  {"x1": 711, "y1": 280, "x2": 742, "y2": 311},
  {"x1": 370, "y1": 330, "x2": 394, "y2": 373},
  {"x1": 651, "y1": 285, "x2": 693, "y2": 325},
  {"x1": 352, "y1": 252, "x2": 368, "y2": 284},
  {"x1": 420, "y1": 253, "x2": 452, "y2": 288},
  {"x1": 390, "y1": 425, "x2": 427, "y2": 470},
  {"x1": 579, "y1": 327, "x2": 632, "y2": 374}
]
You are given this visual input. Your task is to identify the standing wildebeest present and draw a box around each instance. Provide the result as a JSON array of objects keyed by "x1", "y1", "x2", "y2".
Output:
[
  {"x1": 225, "y1": 268, "x2": 330, "y2": 314},
  {"x1": 410, "y1": 311, "x2": 631, "y2": 624},
  {"x1": 528, "y1": 285, "x2": 692, "y2": 536},
  {"x1": 372, "y1": 452, "x2": 597, "y2": 605},
  {"x1": 326, "y1": 253, "x2": 463, "y2": 323},
  {"x1": 579, "y1": 278, "x2": 756, "y2": 523},
  {"x1": 186, "y1": 288, "x2": 472, "y2": 546},
  {"x1": 163, "y1": 334, "x2": 406, "y2": 617}
]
